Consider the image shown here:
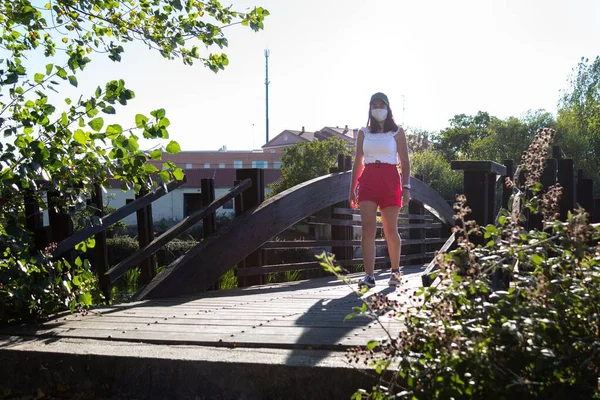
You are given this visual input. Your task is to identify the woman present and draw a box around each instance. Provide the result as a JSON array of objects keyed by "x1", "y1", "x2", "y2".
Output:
[{"x1": 349, "y1": 92, "x2": 411, "y2": 288}]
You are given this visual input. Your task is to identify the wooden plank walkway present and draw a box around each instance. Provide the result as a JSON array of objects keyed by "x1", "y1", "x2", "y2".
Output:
[{"x1": 1, "y1": 266, "x2": 425, "y2": 351}]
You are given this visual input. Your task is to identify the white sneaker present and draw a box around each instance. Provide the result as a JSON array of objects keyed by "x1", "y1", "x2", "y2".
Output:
[
  {"x1": 358, "y1": 275, "x2": 376, "y2": 289},
  {"x1": 388, "y1": 271, "x2": 402, "y2": 286}
]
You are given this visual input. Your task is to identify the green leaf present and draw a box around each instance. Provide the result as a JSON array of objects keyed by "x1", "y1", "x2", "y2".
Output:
[
  {"x1": 106, "y1": 124, "x2": 123, "y2": 139},
  {"x1": 60, "y1": 112, "x2": 69, "y2": 126},
  {"x1": 173, "y1": 168, "x2": 184, "y2": 181},
  {"x1": 68, "y1": 75, "x2": 78, "y2": 87},
  {"x1": 78, "y1": 293, "x2": 93, "y2": 307},
  {"x1": 165, "y1": 141, "x2": 181, "y2": 154},
  {"x1": 135, "y1": 114, "x2": 148, "y2": 128},
  {"x1": 150, "y1": 149, "x2": 162, "y2": 160},
  {"x1": 73, "y1": 129, "x2": 87, "y2": 145},
  {"x1": 34, "y1": 73, "x2": 44, "y2": 84},
  {"x1": 46, "y1": 63, "x2": 53, "y2": 75},
  {"x1": 366, "y1": 340, "x2": 379, "y2": 351},
  {"x1": 88, "y1": 117, "x2": 104, "y2": 132},
  {"x1": 159, "y1": 170, "x2": 170, "y2": 183},
  {"x1": 57, "y1": 68, "x2": 67, "y2": 79},
  {"x1": 102, "y1": 106, "x2": 116, "y2": 114},
  {"x1": 531, "y1": 254, "x2": 543, "y2": 265},
  {"x1": 158, "y1": 117, "x2": 170, "y2": 128},
  {"x1": 143, "y1": 164, "x2": 159, "y2": 174},
  {"x1": 151, "y1": 108, "x2": 166, "y2": 119}
]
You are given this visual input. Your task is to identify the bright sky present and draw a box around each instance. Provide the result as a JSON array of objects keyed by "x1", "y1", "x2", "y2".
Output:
[{"x1": 34, "y1": 0, "x2": 600, "y2": 151}]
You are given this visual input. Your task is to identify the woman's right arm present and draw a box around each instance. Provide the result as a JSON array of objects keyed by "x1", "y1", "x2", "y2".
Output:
[{"x1": 349, "y1": 130, "x2": 365, "y2": 208}]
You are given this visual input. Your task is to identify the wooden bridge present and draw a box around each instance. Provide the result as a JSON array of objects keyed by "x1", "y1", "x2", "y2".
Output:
[{"x1": 2, "y1": 148, "x2": 598, "y2": 399}]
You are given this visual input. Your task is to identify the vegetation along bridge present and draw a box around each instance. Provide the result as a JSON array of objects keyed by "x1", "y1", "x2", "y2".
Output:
[{"x1": 2, "y1": 150, "x2": 596, "y2": 398}]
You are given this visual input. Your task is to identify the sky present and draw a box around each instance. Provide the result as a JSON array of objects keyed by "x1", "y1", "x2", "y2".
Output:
[{"x1": 27, "y1": 0, "x2": 600, "y2": 151}]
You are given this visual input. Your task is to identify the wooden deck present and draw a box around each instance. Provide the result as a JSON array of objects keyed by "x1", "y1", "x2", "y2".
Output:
[
  {"x1": 1, "y1": 267, "x2": 424, "y2": 351},
  {"x1": 0, "y1": 267, "x2": 426, "y2": 399}
]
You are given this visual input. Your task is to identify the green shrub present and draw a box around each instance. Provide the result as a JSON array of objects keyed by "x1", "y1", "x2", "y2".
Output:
[
  {"x1": 324, "y1": 128, "x2": 600, "y2": 399},
  {"x1": 0, "y1": 242, "x2": 102, "y2": 324},
  {"x1": 410, "y1": 148, "x2": 462, "y2": 201},
  {"x1": 106, "y1": 236, "x2": 198, "y2": 270}
]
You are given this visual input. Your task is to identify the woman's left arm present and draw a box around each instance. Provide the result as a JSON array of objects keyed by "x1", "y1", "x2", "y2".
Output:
[{"x1": 395, "y1": 126, "x2": 411, "y2": 201}]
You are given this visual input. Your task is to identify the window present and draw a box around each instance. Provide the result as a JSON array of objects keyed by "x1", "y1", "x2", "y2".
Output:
[
  {"x1": 273, "y1": 161, "x2": 281, "y2": 169},
  {"x1": 234, "y1": 161, "x2": 243, "y2": 169},
  {"x1": 219, "y1": 163, "x2": 226, "y2": 168},
  {"x1": 222, "y1": 199, "x2": 234, "y2": 210},
  {"x1": 183, "y1": 193, "x2": 203, "y2": 217},
  {"x1": 252, "y1": 161, "x2": 268, "y2": 168},
  {"x1": 186, "y1": 163, "x2": 192, "y2": 169},
  {"x1": 204, "y1": 163, "x2": 211, "y2": 168}
]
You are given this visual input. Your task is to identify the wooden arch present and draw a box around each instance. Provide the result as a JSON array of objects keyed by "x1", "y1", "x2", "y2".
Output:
[{"x1": 136, "y1": 171, "x2": 454, "y2": 299}]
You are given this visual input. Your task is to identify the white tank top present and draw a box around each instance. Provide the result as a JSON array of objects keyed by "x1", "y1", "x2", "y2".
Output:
[{"x1": 361, "y1": 126, "x2": 400, "y2": 165}]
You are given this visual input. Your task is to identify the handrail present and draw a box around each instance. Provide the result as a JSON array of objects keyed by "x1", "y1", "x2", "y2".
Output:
[
  {"x1": 52, "y1": 178, "x2": 186, "y2": 258},
  {"x1": 136, "y1": 171, "x2": 457, "y2": 299},
  {"x1": 105, "y1": 178, "x2": 252, "y2": 282},
  {"x1": 421, "y1": 232, "x2": 456, "y2": 286}
]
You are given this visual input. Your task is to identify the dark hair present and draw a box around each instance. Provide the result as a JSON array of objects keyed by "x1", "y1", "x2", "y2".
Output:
[{"x1": 367, "y1": 104, "x2": 399, "y2": 133}]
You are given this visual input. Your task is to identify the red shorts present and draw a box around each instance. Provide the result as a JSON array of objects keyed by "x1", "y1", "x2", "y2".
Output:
[{"x1": 357, "y1": 163, "x2": 402, "y2": 209}]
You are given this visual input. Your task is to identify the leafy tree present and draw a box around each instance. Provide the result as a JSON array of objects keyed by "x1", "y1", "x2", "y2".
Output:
[
  {"x1": 0, "y1": 0, "x2": 268, "y2": 323},
  {"x1": 434, "y1": 111, "x2": 494, "y2": 161},
  {"x1": 406, "y1": 127, "x2": 433, "y2": 154},
  {"x1": 269, "y1": 137, "x2": 353, "y2": 195},
  {"x1": 469, "y1": 110, "x2": 555, "y2": 163},
  {"x1": 556, "y1": 56, "x2": 600, "y2": 192},
  {"x1": 434, "y1": 110, "x2": 555, "y2": 164},
  {"x1": 410, "y1": 148, "x2": 462, "y2": 201}
]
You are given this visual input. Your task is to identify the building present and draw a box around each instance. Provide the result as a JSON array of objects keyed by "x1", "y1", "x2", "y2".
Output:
[
  {"x1": 261, "y1": 126, "x2": 357, "y2": 153},
  {"x1": 106, "y1": 168, "x2": 283, "y2": 226},
  {"x1": 108, "y1": 126, "x2": 357, "y2": 226}
]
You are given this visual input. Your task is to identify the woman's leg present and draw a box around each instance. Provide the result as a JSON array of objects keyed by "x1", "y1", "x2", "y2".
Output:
[
  {"x1": 359, "y1": 201, "x2": 378, "y2": 276},
  {"x1": 381, "y1": 206, "x2": 401, "y2": 272}
]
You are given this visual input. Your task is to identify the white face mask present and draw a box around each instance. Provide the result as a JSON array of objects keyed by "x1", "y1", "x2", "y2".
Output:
[{"x1": 371, "y1": 108, "x2": 388, "y2": 122}]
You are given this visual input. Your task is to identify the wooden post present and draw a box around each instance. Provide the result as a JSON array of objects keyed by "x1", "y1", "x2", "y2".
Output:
[
  {"x1": 552, "y1": 145, "x2": 562, "y2": 161},
  {"x1": 529, "y1": 159, "x2": 558, "y2": 231},
  {"x1": 576, "y1": 169, "x2": 594, "y2": 219},
  {"x1": 501, "y1": 160, "x2": 514, "y2": 211},
  {"x1": 406, "y1": 174, "x2": 425, "y2": 267},
  {"x1": 24, "y1": 191, "x2": 48, "y2": 252},
  {"x1": 136, "y1": 188, "x2": 157, "y2": 286},
  {"x1": 47, "y1": 191, "x2": 74, "y2": 265},
  {"x1": 407, "y1": 200, "x2": 426, "y2": 267},
  {"x1": 201, "y1": 178, "x2": 217, "y2": 290},
  {"x1": 451, "y1": 161, "x2": 507, "y2": 290},
  {"x1": 331, "y1": 155, "x2": 353, "y2": 271},
  {"x1": 91, "y1": 184, "x2": 111, "y2": 301},
  {"x1": 235, "y1": 168, "x2": 265, "y2": 287},
  {"x1": 451, "y1": 161, "x2": 507, "y2": 235},
  {"x1": 201, "y1": 178, "x2": 216, "y2": 237},
  {"x1": 558, "y1": 158, "x2": 574, "y2": 220}
]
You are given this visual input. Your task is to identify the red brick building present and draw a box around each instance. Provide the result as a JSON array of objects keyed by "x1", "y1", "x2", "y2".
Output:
[{"x1": 109, "y1": 126, "x2": 357, "y2": 224}]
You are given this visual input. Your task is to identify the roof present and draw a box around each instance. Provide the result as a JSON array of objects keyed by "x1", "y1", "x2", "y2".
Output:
[
  {"x1": 262, "y1": 129, "x2": 312, "y2": 149},
  {"x1": 108, "y1": 168, "x2": 282, "y2": 190},
  {"x1": 262, "y1": 126, "x2": 356, "y2": 150}
]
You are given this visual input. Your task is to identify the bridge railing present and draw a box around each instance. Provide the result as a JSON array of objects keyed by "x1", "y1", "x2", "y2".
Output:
[
  {"x1": 421, "y1": 145, "x2": 599, "y2": 288},
  {"x1": 232, "y1": 155, "x2": 453, "y2": 286},
  {"x1": 24, "y1": 154, "x2": 458, "y2": 301},
  {"x1": 24, "y1": 178, "x2": 188, "y2": 300}
]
